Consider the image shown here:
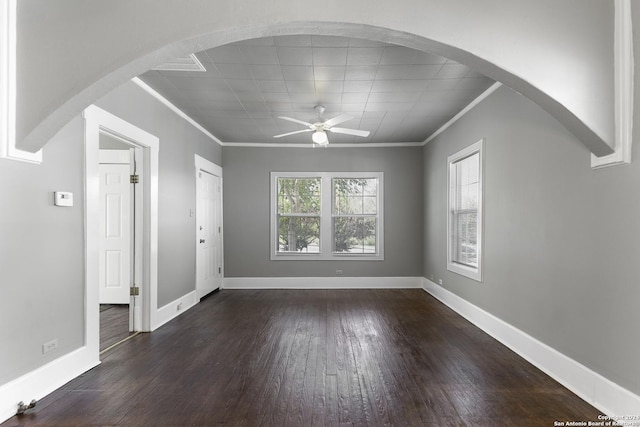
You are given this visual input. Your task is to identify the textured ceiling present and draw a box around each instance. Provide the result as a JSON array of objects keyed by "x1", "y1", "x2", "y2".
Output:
[{"x1": 140, "y1": 35, "x2": 495, "y2": 146}]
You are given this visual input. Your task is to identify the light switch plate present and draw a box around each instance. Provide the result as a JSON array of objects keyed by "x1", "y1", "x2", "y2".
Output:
[{"x1": 54, "y1": 191, "x2": 73, "y2": 207}]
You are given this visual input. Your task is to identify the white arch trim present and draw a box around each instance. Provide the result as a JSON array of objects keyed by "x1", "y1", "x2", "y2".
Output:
[
  {"x1": 11, "y1": 2, "x2": 630, "y2": 165},
  {"x1": 0, "y1": 0, "x2": 41, "y2": 163},
  {"x1": 83, "y1": 105, "x2": 160, "y2": 340},
  {"x1": 591, "y1": 0, "x2": 634, "y2": 169},
  {"x1": 14, "y1": 4, "x2": 615, "y2": 155}
]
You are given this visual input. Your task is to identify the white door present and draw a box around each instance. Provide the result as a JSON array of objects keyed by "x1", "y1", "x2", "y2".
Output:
[
  {"x1": 210, "y1": 174, "x2": 222, "y2": 292},
  {"x1": 196, "y1": 170, "x2": 222, "y2": 299},
  {"x1": 99, "y1": 160, "x2": 131, "y2": 304}
]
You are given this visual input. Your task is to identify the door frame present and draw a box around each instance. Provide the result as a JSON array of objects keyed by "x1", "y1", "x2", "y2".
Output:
[
  {"x1": 84, "y1": 105, "x2": 159, "y2": 359},
  {"x1": 195, "y1": 154, "x2": 223, "y2": 298}
]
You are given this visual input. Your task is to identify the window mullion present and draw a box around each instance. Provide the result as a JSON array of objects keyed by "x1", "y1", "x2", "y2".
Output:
[{"x1": 320, "y1": 174, "x2": 332, "y2": 258}]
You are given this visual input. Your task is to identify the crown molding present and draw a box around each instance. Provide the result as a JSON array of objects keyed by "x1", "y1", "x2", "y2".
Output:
[
  {"x1": 131, "y1": 77, "x2": 223, "y2": 146},
  {"x1": 423, "y1": 82, "x2": 502, "y2": 145},
  {"x1": 223, "y1": 142, "x2": 424, "y2": 148}
]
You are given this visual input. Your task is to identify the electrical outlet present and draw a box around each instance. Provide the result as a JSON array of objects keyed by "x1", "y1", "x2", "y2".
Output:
[
  {"x1": 336, "y1": 269, "x2": 343, "y2": 275},
  {"x1": 42, "y1": 339, "x2": 58, "y2": 354},
  {"x1": 438, "y1": 279, "x2": 443, "y2": 285},
  {"x1": 429, "y1": 274, "x2": 434, "y2": 280}
]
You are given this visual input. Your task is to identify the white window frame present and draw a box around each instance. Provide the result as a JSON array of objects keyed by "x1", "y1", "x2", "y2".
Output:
[
  {"x1": 270, "y1": 171, "x2": 384, "y2": 261},
  {"x1": 447, "y1": 139, "x2": 483, "y2": 282}
]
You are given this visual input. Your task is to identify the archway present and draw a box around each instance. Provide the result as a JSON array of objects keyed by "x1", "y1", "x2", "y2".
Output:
[{"x1": 13, "y1": 1, "x2": 619, "y2": 159}]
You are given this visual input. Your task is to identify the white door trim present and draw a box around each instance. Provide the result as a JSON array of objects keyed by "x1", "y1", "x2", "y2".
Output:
[
  {"x1": 195, "y1": 154, "x2": 222, "y2": 180},
  {"x1": 195, "y1": 154, "x2": 223, "y2": 295},
  {"x1": 84, "y1": 105, "x2": 160, "y2": 362}
]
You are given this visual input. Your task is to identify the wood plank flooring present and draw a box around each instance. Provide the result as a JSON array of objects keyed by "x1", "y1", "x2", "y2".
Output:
[
  {"x1": 3, "y1": 289, "x2": 602, "y2": 426},
  {"x1": 99, "y1": 304, "x2": 132, "y2": 352}
]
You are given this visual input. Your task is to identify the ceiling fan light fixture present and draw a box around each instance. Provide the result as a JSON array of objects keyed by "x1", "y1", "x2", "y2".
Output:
[
  {"x1": 275, "y1": 107, "x2": 367, "y2": 145},
  {"x1": 312, "y1": 130, "x2": 328, "y2": 145}
]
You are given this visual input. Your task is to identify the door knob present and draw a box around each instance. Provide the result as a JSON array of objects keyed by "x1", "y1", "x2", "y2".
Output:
[{"x1": 200, "y1": 239, "x2": 205, "y2": 243}]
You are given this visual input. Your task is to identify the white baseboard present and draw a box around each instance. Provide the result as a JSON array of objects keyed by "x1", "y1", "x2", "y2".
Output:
[
  {"x1": 422, "y1": 278, "x2": 640, "y2": 416},
  {"x1": 0, "y1": 346, "x2": 100, "y2": 424},
  {"x1": 155, "y1": 290, "x2": 198, "y2": 330},
  {"x1": 223, "y1": 276, "x2": 422, "y2": 289}
]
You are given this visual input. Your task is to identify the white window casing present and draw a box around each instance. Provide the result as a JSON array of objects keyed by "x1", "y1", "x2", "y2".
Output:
[
  {"x1": 447, "y1": 139, "x2": 483, "y2": 282},
  {"x1": 270, "y1": 171, "x2": 384, "y2": 261}
]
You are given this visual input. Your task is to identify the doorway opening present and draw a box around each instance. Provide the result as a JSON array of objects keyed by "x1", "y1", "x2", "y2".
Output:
[
  {"x1": 98, "y1": 134, "x2": 142, "y2": 352},
  {"x1": 84, "y1": 105, "x2": 160, "y2": 361}
]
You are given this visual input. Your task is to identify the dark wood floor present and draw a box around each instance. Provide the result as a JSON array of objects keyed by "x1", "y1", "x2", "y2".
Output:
[
  {"x1": 99, "y1": 304, "x2": 133, "y2": 352},
  {"x1": 3, "y1": 289, "x2": 601, "y2": 426}
]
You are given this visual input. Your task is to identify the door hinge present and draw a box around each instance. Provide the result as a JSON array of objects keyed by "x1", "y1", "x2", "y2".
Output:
[
  {"x1": 218, "y1": 226, "x2": 221, "y2": 233},
  {"x1": 130, "y1": 286, "x2": 140, "y2": 296},
  {"x1": 218, "y1": 267, "x2": 221, "y2": 274},
  {"x1": 130, "y1": 174, "x2": 139, "y2": 184}
]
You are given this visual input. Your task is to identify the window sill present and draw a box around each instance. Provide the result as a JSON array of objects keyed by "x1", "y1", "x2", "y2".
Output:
[
  {"x1": 272, "y1": 253, "x2": 384, "y2": 261},
  {"x1": 447, "y1": 262, "x2": 482, "y2": 282}
]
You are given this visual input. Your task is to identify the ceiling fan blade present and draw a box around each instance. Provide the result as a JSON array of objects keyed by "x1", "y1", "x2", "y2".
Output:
[
  {"x1": 273, "y1": 129, "x2": 313, "y2": 138},
  {"x1": 322, "y1": 113, "x2": 353, "y2": 128},
  {"x1": 328, "y1": 127, "x2": 370, "y2": 138},
  {"x1": 277, "y1": 116, "x2": 315, "y2": 128}
]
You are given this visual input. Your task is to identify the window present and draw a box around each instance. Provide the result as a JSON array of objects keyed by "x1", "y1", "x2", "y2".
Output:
[
  {"x1": 271, "y1": 172, "x2": 383, "y2": 260},
  {"x1": 447, "y1": 139, "x2": 483, "y2": 281},
  {"x1": 276, "y1": 176, "x2": 321, "y2": 253},
  {"x1": 333, "y1": 178, "x2": 378, "y2": 254}
]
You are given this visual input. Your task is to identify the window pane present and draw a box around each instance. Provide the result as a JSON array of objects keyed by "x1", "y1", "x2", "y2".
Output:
[
  {"x1": 453, "y1": 211, "x2": 477, "y2": 267},
  {"x1": 457, "y1": 152, "x2": 479, "y2": 186},
  {"x1": 450, "y1": 150, "x2": 480, "y2": 268},
  {"x1": 278, "y1": 216, "x2": 320, "y2": 253},
  {"x1": 334, "y1": 217, "x2": 376, "y2": 254},
  {"x1": 333, "y1": 178, "x2": 377, "y2": 215},
  {"x1": 277, "y1": 178, "x2": 320, "y2": 214},
  {"x1": 460, "y1": 182, "x2": 478, "y2": 210},
  {"x1": 466, "y1": 153, "x2": 479, "y2": 184}
]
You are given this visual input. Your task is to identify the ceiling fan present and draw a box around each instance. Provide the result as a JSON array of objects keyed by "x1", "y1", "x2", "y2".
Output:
[{"x1": 273, "y1": 105, "x2": 370, "y2": 146}]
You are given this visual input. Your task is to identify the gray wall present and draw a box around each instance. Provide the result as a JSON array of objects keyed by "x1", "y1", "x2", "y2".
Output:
[
  {"x1": 95, "y1": 81, "x2": 222, "y2": 306},
  {"x1": 0, "y1": 117, "x2": 85, "y2": 385},
  {"x1": 2, "y1": 1, "x2": 637, "y2": 401},
  {"x1": 0, "y1": 80, "x2": 222, "y2": 385},
  {"x1": 223, "y1": 146, "x2": 423, "y2": 277},
  {"x1": 422, "y1": 85, "x2": 640, "y2": 396}
]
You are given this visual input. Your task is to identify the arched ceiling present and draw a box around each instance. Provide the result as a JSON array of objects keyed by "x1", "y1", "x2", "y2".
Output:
[
  {"x1": 139, "y1": 35, "x2": 496, "y2": 145},
  {"x1": 15, "y1": 0, "x2": 615, "y2": 156}
]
